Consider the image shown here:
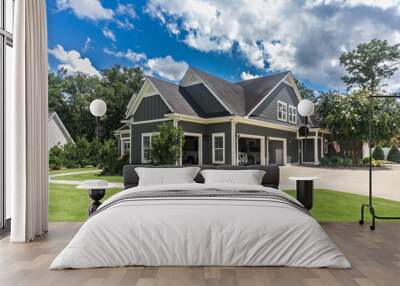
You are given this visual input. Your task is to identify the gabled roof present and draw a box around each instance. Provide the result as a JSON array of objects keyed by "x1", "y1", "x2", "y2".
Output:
[
  {"x1": 190, "y1": 67, "x2": 246, "y2": 116},
  {"x1": 48, "y1": 111, "x2": 75, "y2": 144},
  {"x1": 236, "y1": 71, "x2": 290, "y2": 114},
  {"x1": 147, "y1": 76, "x2": 198, "y2": 117}
]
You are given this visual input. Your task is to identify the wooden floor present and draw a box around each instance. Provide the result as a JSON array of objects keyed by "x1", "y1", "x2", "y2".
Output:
[{"x1": 0, "y1": 222, "x2": 399, "y2": 286}]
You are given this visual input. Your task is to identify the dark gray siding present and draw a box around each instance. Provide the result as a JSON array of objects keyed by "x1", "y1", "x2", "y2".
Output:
[
  {"x1": 180, "y1": 84, "x2": 230, "y2": 118},
  {"x1": 251, "y1": 83, "x2": 303, "y2": 127},
  {"x1": 318, "y1": 138, "x2": 322, "y2": 161},
  {"x1": 133, "y1": 95, "x2": 171, "y2": 121},
  {"x1": 303, "y1": 138, "x2": 315, "y2": 163},
  {"x1": 130, "y1": 120, "x2": 173, "y2": 164},
  {"x1": 236, "y1": 123, "x2": 298, "y2": 165},
  {"x1": 178, "y1": 121, "x2": 208, "y2": 164},
  {"x1": 287, "y1": 139, "x2": 299, "y2": 164}
]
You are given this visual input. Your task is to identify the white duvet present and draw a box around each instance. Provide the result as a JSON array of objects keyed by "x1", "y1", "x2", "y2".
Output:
[{"x1": 50, "y1": 183, "x2": 351, "y2": 269}]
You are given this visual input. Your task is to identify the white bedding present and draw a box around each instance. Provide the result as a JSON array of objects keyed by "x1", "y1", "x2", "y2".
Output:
[{"x1": 50, "y1": 183, "x2": 351, "y2": 269}]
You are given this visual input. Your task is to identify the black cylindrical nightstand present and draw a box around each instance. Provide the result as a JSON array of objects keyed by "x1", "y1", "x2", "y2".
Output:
[{"x1": 289, "y1": 177, "x2": 319, "y2": 210}]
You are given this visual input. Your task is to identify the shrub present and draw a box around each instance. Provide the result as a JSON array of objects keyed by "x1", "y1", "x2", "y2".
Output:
[
  {"x1": 319, "y1": 156, "x2": 352, "y2": 167},
  {"x1": 362, "y1": 156, "x2": 383, "y2": 167},
  {"x1": 49, "y1": 144, "x2": 64, "y2": 170},
  {"x1": 75, "y1": 137, "x2": 95, "y2": 167},
  {"x1": 387, "y1": 145, "x2": 400, "y2": 163},
  {"x1": 372, "y1": 145, "x2": 385, "y2": 160},
  {"x1": 99, "y1": 138, "x2": 124, "y2": 174},
  {"x1": 151, "y1": 124, "x2": 184, "y2": 165},
  {"x1": 63, "y1": 142, "x2": 80, "y2": 168}
]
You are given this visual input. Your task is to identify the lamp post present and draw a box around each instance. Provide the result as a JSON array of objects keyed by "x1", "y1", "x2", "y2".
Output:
[
  {"x1": 90, "y1": 99, "x2": 107, "y2": 166},
  {"x1": 298, "y1": 99, "x2": 315, "y2": 164}
]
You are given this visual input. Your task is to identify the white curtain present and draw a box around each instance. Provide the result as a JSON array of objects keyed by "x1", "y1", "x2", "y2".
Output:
[{"x1": 8, "y1": 0, "x2": 48, "y2": 242}]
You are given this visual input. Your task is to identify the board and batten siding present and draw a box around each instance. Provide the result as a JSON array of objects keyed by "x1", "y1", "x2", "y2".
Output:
[
  {"x1": 133, "y1": 95, "x2": 171, "y2": 122},
  {"x1": 235, "y1": 123, "x2": 298, "y2": 164},
  {"x1": 130, "y1": 121, "x2": 173, "y2": 164},
  {"x1": 251, "y1": 83, "x2": 303, "y2": 127}
]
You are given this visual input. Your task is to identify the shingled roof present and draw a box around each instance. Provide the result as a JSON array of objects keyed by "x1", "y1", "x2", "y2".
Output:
[
  {"x1": 147, "y1": 76, "x2": 198, "y2": 117},
  {"x1": 135, "y1": 68, "x2": 293, "y2": 118}
]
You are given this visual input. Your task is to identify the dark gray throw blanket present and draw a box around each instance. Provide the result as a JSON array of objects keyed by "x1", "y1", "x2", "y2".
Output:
[{"x1": 91, "y1": 189, "x2": 309, "y2": 217}]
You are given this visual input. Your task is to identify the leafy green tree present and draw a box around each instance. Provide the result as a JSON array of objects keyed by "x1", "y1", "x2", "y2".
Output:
[
  {"x1": 372, "y1": 145, "x2": 385, "y2": 160},
  {"x1": 75, "y1": 137, "x2": 95, "y2": 167},
  {"x1": 340, "y1": 39, "x2": 400, "y2": 94},
  {"x1": 63, "y1": 142, "x2": 80, "y2": 168},
  {"x1": 295, "y1": 78, "x2": 316, "y2": 101},
  {"x1": 151, "y1": 124, "x2": 184, "y2": 165},
  {"x1": 387, "y1": 145, "x2": 400, "y2": 163},
  {"x1": 317, "y1": 90, "x2": 400, "y2": 164}
]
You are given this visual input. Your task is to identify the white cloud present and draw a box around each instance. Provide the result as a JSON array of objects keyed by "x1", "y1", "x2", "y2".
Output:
[
  {"x1": 240, "y1": 71, "x2": 259, "y2": 80},
  {"x1": 49, "y1": 44, "x2": 101, "y2": 77},
  {"x1": 145, "y1": 56, "x2": 189, "y2": 81},
  {"x1": 104, "y1": 48, "x2": 147, "y2": 63},
  {"x1": 116, "y1": 4, "x2": 137, "y2": 18},
  {"x1": 56, "y1": 0, "x2": 113, "y2": 21},
  {"x1": 146, "y1": 0, "x2": 400, "y2": 89},
  {"x1": 102, "y1": 27, "x2": 116, "y2": 42},
  {"x1": 82, "y1": 37, "x2": 92, "y2": 52}
]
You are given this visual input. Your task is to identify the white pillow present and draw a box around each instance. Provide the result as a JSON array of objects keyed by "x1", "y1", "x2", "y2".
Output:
[
  {"x1": 200, "y1": 169, "x2": 266, "y2": 185},
  {"x1": 135, "y1": 167, "x2": 201, "y2": 186}
]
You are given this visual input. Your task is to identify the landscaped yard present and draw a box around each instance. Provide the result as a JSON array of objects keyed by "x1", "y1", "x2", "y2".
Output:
[
  {"x1": 49, "y1": 166, "x2": 98, "y2": 175},
  {"x1": 54, "y1": 172, "x2": 123, "y2": 183},
  {"x1": 48, "y1": 177, "x2": 400, "y2": 222}
]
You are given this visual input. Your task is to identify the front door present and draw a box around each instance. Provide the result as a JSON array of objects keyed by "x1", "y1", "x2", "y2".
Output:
[
  {"x1": 182, "y1": 135, "x2": 200, "y2": 165},
  {"x1": 268, "y1": 140, "x2": 284, "y2": 166}
]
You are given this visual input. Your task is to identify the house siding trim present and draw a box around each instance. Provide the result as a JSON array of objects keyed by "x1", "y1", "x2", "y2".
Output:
[
  {"x1": 211, "y1": 132, "x2": 226, "y2": 164},
  {"x1": 237, "y1": 133, "x2": 266, "y2": 165},
  {"x1": 267, "y1": 137, "x2": 287, "y2": 166},
  {"x1": 181, "y1": 132, "x2": 203, "y2": 165}
]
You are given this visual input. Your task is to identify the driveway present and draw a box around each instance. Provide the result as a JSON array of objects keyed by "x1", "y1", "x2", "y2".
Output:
[{"x1": 280, "y1": 165, "x2": 400, "y2": 201}]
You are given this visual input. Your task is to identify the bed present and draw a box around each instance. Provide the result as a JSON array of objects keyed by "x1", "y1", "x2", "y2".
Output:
[{"x1": 50, "y1": 165, "x2": 350, "y2": 269}]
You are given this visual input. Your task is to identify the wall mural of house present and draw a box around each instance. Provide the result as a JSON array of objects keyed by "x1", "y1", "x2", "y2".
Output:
[
  {"x1": 115, "y1": 67, "x2": 329, "y2": 166},
  {"x1": 48, "y1": 111, "x2": 74, "y2": 150}
]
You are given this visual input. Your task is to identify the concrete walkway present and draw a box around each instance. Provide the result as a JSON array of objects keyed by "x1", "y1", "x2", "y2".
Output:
[
  {"x1": 49, "y1": 170, "x2": 124, "y2": 188},
  {"x1": 280, "y1": 165, "x2": 400, "y2": 201}
]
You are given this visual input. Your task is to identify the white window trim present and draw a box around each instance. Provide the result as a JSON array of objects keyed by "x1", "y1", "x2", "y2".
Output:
[
  {"x1": 277, "y1": 100, "x2": 288, "y2": 122},
  {"x1": 180, "y1": 132, "x2": 203, "y2": 165},
  {"x1": 212, "y1": 133, "x2": 225, "y2": 164},
  {"x1": 267, "y1": 137, "x2": 287, "y2": 166},
  {"x1": 141, "y1": 132, "x2": 155, "y2": 163},
  {"x1": 237, "y1": 134, "x2": 265, "y2": 165},
  {"x1": 288, "y1": 105, "x2": 297, "y2": 124}
]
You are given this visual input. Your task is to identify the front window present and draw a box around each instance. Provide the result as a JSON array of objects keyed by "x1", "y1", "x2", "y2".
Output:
[
  {"x1": 288, "y1": 105, "x2": 297, "y2": 124},
  {"x1": 141, "y1": 133, "x2": 153, "y2": 163},
  {"x1": 212, "y1": 133, "x2": 225, "y2": 164},
  {"x1": 277, "y1": 101, "x2": 287, "y2": 122}
]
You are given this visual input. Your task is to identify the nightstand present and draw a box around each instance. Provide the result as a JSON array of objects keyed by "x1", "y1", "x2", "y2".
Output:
[{"x1": 77, "y1": 180, "x2": 114, "y2": 215}]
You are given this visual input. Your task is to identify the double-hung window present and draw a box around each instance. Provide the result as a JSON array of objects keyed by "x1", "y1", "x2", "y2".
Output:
[
  {"x1": 288, "y1": 105, "x2": 297, "y2": 124},
  {"x1": 141, "y1": 133, "x2": 153, "y2": 163},
  {"x1": 212, "y1": 133, "x2": 225, "y2": 164},
  {"x1": 277, "y1": 101, "x2": 287, "y2": 122}
]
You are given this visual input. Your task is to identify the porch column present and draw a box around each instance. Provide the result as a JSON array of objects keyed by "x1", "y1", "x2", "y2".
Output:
[
  {"x1": 231, "y1": 120, "x2": 237, "y2": 165},
  {"x1": 314, "y1": 130, "x2": 319, "y2": 165}
]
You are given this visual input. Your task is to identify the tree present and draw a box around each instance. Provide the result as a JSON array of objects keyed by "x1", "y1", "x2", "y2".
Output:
[
  {"x1": 151, "y1": 124, "x2": 184, "y2": 165},
  {"x1": 372, "y1": 145, "x2": 385, "y2": 160},
  {"x1": 317, "y1": 90, "x2": 400, "y2": 164},
  {"x1": 340, "y1": 39, "x2": 400, "y2": 94},
  {"x1": 49, "y1": 144, "x2": 64, "y2": 170},
  {"x1": 387, "y1": 145, "x2": 400, "y2": 163},
  {"x1": 294, "y1": 79, "x2": 316, "y2": 101}
]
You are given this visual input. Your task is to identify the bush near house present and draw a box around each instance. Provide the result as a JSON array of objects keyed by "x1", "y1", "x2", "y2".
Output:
[
  {"x1": 319, "y1": 156, "x2": 352, "y2": 167},
  {"x1": 362, "y1": 156, "x2": 384, "y2": 167},
  {"x1": 372, "y1": 145, "x2": 385, "y2": 160},
  {"x1": 151, "y1": 124, "x2": 184, "y2": 165},
  {"x1": 99, "y1": 139, "x2": 128, "y2": 175},
  {"x1": 49, "y1": 144, "x2": 64, "y2": 170},
  {"x1": 387, "y1": 145, "x2": 400, "y2": 163}
]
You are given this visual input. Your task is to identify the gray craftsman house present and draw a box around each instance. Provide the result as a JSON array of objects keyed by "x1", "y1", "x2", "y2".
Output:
[{"x1": 115, "y1": 67, "x2": 328, "y2": 166}]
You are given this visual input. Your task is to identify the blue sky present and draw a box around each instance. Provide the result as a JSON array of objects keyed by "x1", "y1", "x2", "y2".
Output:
[{"x1": 47, "y1": 0, "x2": 400, "y2": 92}]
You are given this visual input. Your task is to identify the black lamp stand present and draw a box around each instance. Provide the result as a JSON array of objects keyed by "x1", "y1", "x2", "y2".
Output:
[{"x1": 359, "y1": 94, "x2": 400, "y2": 230}]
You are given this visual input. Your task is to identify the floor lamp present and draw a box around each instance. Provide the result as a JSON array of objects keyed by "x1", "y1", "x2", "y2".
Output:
[
  {"x1": 359, "y1": 94, "x2": 400, "y2": 230},
  {"x1": 90, "y1": 99, "x2": 107, "y2": 166},
  {"x1": 298, "y1": 99, "x2": 315, "y2": 164}
]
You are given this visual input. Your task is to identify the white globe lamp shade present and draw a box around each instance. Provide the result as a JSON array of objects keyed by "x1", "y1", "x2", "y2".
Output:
[
  {"x1": 298, "y1": 99, "x2": 315, "y2": 117},
  {"x1": 90, "y1": 99, "x2": 107, "y2": 117}
]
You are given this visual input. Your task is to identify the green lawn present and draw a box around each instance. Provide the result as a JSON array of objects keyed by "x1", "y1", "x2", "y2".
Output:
[
  {"x1": 49, "y1": 167, "x2": 98, "y2": 175},
  {"x1": 49, "y1": 184, "x2": 400, "y2": 222},
  {"x1": 54, "y1": 172, "x2": 123, "y2": 183}
]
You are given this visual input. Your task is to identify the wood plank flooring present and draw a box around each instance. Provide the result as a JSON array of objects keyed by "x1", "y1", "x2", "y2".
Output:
[{"x1": 0, "y1": 222, "x2": 399, "y2": 286}]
